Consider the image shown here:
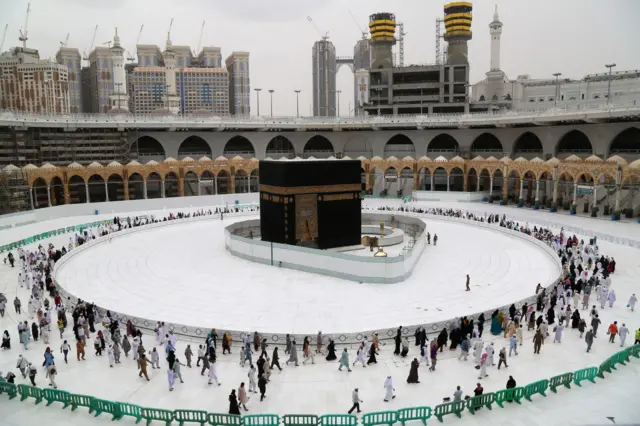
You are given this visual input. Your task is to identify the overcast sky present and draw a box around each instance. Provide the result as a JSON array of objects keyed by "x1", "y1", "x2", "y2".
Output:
[{"x1": 2, "y1": 0, "x2": 639, "y2": 116}]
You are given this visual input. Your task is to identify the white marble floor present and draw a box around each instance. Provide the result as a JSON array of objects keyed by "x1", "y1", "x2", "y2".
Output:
[{"x1": 0, "y1": 201, "x2": 639, "y2": 426}]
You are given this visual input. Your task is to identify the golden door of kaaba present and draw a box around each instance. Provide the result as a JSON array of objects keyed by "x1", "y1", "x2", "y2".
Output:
[{"x1": 295, "y1": 193, "x2": 318, "y2": 243}]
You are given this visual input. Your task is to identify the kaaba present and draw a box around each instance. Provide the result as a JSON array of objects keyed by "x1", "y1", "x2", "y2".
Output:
[{"x1": 259, "y1": 160, "x2": 362, "y2": 250}]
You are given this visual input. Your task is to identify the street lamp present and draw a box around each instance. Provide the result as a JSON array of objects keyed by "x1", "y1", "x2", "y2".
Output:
[
  {"x1": 552, "y1": 72, "x2": 562, "y2": 106},
  {"x1": 254, "y1": 88, "x2": 262, "y2": 117},
  {"x1": 268, "y1": 89, "x2": 275, "y2": 117},
  {"x1": 294, "y1": 90, "x2": 301, "y2": 118},
  {"x1": 605, "y1": 63, "x2": 616, "y2": 103}
]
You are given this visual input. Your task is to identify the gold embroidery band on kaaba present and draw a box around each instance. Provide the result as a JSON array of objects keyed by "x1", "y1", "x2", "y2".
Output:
[{"x1": 260, "y1": 183, "x2": 361, "y2": 195}]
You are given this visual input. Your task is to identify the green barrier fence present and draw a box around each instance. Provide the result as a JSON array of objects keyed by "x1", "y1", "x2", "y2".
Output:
[
  {"x1": 118, "y1": 402, "x2": 143, "y2": 423},
  {"x1": 397, "y1": 406, "x2": 431, "y2": 426},
  {"x1": 629, "y1": 345, "x2": 640, "y2": 358},
  {"x1": 523, "y1": 379, "x2": 549, "y2": 402},
  {"x1": 69, "y1": 393, "x2": 94, "y2": 412},
  {"x1": 361, "y1": 411, "x2": 398, "y2": 426},
  {"x1": 549, "y1": 372, "x2": 573, "y2": 393},
  {"x1": 17, "y1": 384, "x2": 43, "y2": 404},
  {"x1": 319, "y1": 415, "x2": 358, "y2": 426},
  {"x1": 42, "y1": 388, "x2": 70, "y2": 408},
  {"x1": 141, "y1": 407, "x2": 175, "y2": 426},
  {"x1": 434, "y1": 400, "x2": 464, "y2": 422},
  {"x1": 174, "y1": 409, "x2": 209, "y2": 426},
  {"x1": 597, "y1": 357, "x2": 613, "y2": 378},
  {"x1": 208, "y1": 413, "x2": 243, "y2": 426},
  {"x1": 0, "y1": 382, "x2": 18, "y2": 399},
  {"x1": 243, "y1": 414, "x2": 281, "y2": 426},
  {"x1": 466, "y1": 392, "x2": 494, "y2": 414},
  {"x1": 573, "y1": 367, "x2": 598, "y2": 387},
  {"x1": 92, "y1": 398, "x2": 120, "y2": 420},
  {"x1": 282, "y1": 414, "x2": 319, "y2": 426},
  {"x1": 494, "y1": 387, "x2": 523, "y2": 407}
]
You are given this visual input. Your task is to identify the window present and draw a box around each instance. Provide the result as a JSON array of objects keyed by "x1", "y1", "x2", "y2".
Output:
[{"x1": 145, "y1": 56, "x2": 151, "y2": 66}]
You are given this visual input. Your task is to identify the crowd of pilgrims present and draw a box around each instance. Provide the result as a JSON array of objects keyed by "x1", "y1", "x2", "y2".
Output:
[{"x1": 1, "y1": 205, "x2": 638, "y2": 414}]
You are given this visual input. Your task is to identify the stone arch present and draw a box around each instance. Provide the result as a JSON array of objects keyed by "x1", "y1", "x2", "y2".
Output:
[
  {"x1": 556, "y1": 130, "x2": 593, "y2": 156},
  {"x1": 184, "y1": 171, "x2": 199, "y2": 197},
  {"x1": 68, "y1": 175, "x2": 87, "y2": 204},
  {"x1": 466, "y1": 168, "x2": 478, "y2": 191},
  {"x1": 235, "y1": 169, "x2": 249, "y2": 193},
  {"x1": 383, "y1": 167, "x2": 399, "y2": 196},
  {"x1": 427, "y1": 134, "x2": 459, "y2": 156},
  {"x1": 217, "y1": 170, "x2": 231, "y2": 194},
  {"x1": 178, "y1": 136, "x2": 212, "y2": 159},
  {"x1": 128, "y1": 172, "x2": 145, "y2": 200},
  {"x1": 609, "y1": 127, "x2": 640, "y2": 156},
  {"x1": 521, "y1": 170, "x2": 537, "y2": 203},
  {"x1": 50, "y1": 176, "x2": 64, "y2": 206},
  {"x1": 250, "y1": 169, "x2": 259, "y2": 193},
  {"x1": 344, "y1": 136, "x2": 373, "y2": 158},
  {"x1": 107, "y1": 174, "x2": 125, "y2": 202},
  {"x1": 418, "y1": 167, "x2": 431, "y2": 190},
  {"x1": 303, "y1": 135, "x2": 335, "y2": 158},
  {"x1": 266, "y1": 135, "x2": 295, "y2": 158},
  {"x1": 400, "y1": 167, "x2": 414, "y2": 196},
  {"x1": 32, "y1": 177, "x2": 48, "y2": 209},
  {"x1": 146, "y1": 172, "x2": 163, "y2": 199},
  {"x1": 223, "y1": 136, "x2": 255, "y2": 158},
  {"x1": 88, "y1": 174, "x2": 106, "y2": 203},
  {"x1": 479, "y1": 168, "x2": 491, "y2": 192},
  {"x1": 200, "y1": 170, "x2": 216, "y2": 195},
  {"x1": 165, "y1": 172, "x2": 180, "y2": 198},
  {"x1": 514, "y1": 132, "x2": 543, "y2": 155},
  {"x1": 131, "y1": 135, "x2": 166, "y2": 161},
  {"x1": 384, "y1": 134, "x2": 415, "y2": 158},
  {"x1": 449, "y1": 167, "x2": 464, "y2": 192},
  {"x1": 433, "y1": 167, "x2": 448, "y2": 191},
  {"x1": 471, "y1": 133, "x2": 503, "y2": 155}
]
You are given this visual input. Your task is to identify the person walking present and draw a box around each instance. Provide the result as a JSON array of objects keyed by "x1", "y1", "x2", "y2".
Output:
[
  {"x1": 383, "y1": 376, "x2": 395, "y2": 402},
  {"x1": 466, "y1": 275, "x2": 470, "y2": 292},
  {"x1": 348, "y1": 388, "x2": 362, "y2": 414},
  {"x1": 429, "y1": 341, "x2": 438, "y2": 371},
  {"x1": 608, "y1": 321, "x2": 618, "y2": 343},
  {"x1": 478, "y1": 352, "x2": 488, "y2": 379},
  {"x1": 271, "y1": 347, "x2": 283, "y2": 371},
  {"x1": 628, "y1": 294, "x2": 637, "y2": 312},
  {"x1": 286, "y1": 340, "x2": 299, "y2": 367},
  {"x1": 248, "y1": 364, "x2": 257, "y2": 393},
  {"x1": 591, "y1": 315, "x2": 601, "y2": 338},
  {"x1": 138, "y1": 354, "x2": 150, "y2": 381},
  {"x1": 458, "y1": 336, "x2": 470, "y2": 361},
  {"x1": 228, "y1": 389, "x2": 241, "y2": 415},
  {"x1": 509, "y1": 335, "x2": 518, "y2": 356},
  {"x1": 200, "y1": 353, "x2": 210, "y2": 376},
  {"x1": 634, "y1": 328, "x2": 640, "y2": 345},
  {"x1": 150, "y1": 347, "x2": 160, "y2": 369},
  {"x1": 453, "y1": 386, "x2": 463, "y2": 402},
  {"x1": 167, "y1": 367, "x2": 175, "y2": 391},
  {"x1": 238, "y1": 383, "x2": 249, "y2": 411},
  {"x1": 28, "y1": 362, "x2": 37, "y2": 386},
  {"x1": 208, "y1": 359, "x2": 221, "y2": 386},
  {"x1": 553, "y1": 323, "x2": 564, "y2": 343},
  {"x1": 619, "y1": 324, "x2": 629, "y2": 347},
  {"x1": 533, "y1": 329, "x2": 543, "y2": 354},
  {"x1": 316, "y1": 331, "x2": 323, "y2": 354},
  {"x1": 258, "y1": 374, "x2": 267, "y2": 402},
  {"x1": 184, "y1": 345, "x2": 193, "y2": 368},
  {"x1": 497, "y1": 347, "x2": 508, "y2": 369},
  {"x1": 173, "y1": 358, "x2": 185, "y2": 384},
  {"x1": 60, "y1": 340, "x2": 70, "y2": 364},
  {"x1": 16, "y1": 355, "x2": 28, "y2": 379},
  {"x1": 585, "y1": 329, "x2": 595, "y2": 353}
]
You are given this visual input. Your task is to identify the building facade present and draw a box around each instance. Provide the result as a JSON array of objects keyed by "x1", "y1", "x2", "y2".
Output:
[
  {"x1": 55, "y1": 47, "x2": 83, "y2": 113},
  {"x1": 312, "y1": 40, "x2": 337, "y2": 117},
  {"x1": 132, "y1": 67, "x2": 168, "y2": 114},
  {"x1": 0, "y1": 47, "x2": 70, "y2": 114},
  {"x1": 178, "y1": 68, "x2": 229, "y2": 115},
  {"x1": 226, "y1": 52, "x2": 250, "y2": 116},
  {"x1": 88, "y1": 47, "x2": 114, "y2": 113}
]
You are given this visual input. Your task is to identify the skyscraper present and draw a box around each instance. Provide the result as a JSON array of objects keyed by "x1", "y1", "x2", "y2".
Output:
[
  {"x1": 55, "y1": 47, "x2": 82, "y2": 113},
  {"x1": 225, "y1": 52, "x2": 250, "y2": 116},
  {"x1": 312, "y1": 39, "x2": 336, "y2": 117}
]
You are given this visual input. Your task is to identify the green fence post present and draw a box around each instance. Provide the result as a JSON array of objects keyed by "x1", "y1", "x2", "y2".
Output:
[
  {"x1": 433, "y1": 401, "x2": 465, "y2": 422},
  {"x1": 362, "y1": 411, "x2": 398, "y2": 426},
  {"x1": 282, "y1": 414, "x2": 319, "y2": 426},
  {"x1": 69, "y1": 393, "x2": 95, "y2": 412},
  {"x1": 42, "y1": 388, "x2": 70, "y2": 409},
  {"x1": 396, "y1": 406, "x2": 432, "y2": 426},
  {"x1": 466, "y1": 392, "x2": 495, "y2": 414},
  {"x1": 17, "y1": 384, "x2": 43, "y2": 404},
  {"x1": 174, "y1": 409, "x2": 210, "y2": 425},
  {"x1": 141, "y1": 407, "x2": 175, "y2": 426},
  {"x1": 208, "y1": 413, "x2": 244, "y2": 426},
  {"x1": 494, "y1": 387, "x2": 524, "y2": 408},
  {"x1": 549, "y1": 372, "x2": 573, "y2": 393},
  {"x1": 597, "y1": 358, "x2": 612, "y2": 378},
  {"x1": 91, "y1": 398, "x2": 120, "y2": 420},
  {"x1": 319, "y1": 414, "x2": 358, "y2": 426},
  {"x1": 573, "y1": 367, "x2": 598, "y2": 386},
  {"x1": 523, "y1": 379, "x2": 549, "y2": 402},
  {"x1": 243, "y1": 414, "x2": 280, "y2": 426},
  {"x1": 118, "y1": 402, "x2": 143, "y2": 424},
  {"x1": 0, "y1": 382, "x2": 18, "y2": 400}
]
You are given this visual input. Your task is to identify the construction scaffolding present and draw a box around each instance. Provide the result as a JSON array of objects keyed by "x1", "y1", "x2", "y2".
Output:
[{"x1": 0, "y1": 168, "x2": 31, "y2": 214}]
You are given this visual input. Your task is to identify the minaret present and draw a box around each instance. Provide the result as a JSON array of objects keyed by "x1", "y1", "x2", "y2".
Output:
[
  {"x1": 489, "y1": 5, "x2": 503, "y2": 71},
  {"x1": 163, "y1": 32, "x2": 180, "y2": 114},
  {"x1": 108, "y1": 28, "x2": 129, "y2": 112}
]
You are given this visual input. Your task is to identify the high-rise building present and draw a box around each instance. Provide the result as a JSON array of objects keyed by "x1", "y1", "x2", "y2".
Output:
[
  {"x1": 125, "y1": 63, "x2": 137, "y2": 113},
  {"x1": 55, "y1": 47, "x2": 82, "y2": 113},
  {"x1": 136, "y1": 44, "x2": 164, "y2": 67},
  {"x1": 132, "y1": 67, "x2": 167, "y2": 114},
  {"x1": 197, "y1": 47, "x2": 222, "y2": 68},
  {"x1": 178, "y1": 68, "x2": 229, "y2": 115},
  {"x1": 0, "y1": 47, "x2": 70, "y2": 114},
  {"x1": 225, "y1": 52, "x2": 250, "y2": 115},
  {"x1": 353, "y1": 38, "x2": 371, "y2": 116},
  {"x1": 88, "y1": 46, "x2": 114, "y2": 113},
  {"x1": 312, "y1": 40, "x2": 336, "y2": 116}
]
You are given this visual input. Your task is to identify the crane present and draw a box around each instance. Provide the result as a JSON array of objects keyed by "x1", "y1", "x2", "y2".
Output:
[
  {"x1": 397, "y1": 23, "x2": 407, "y2": 67},
  {"x1": 102, "y1": 40, "x2": 112, "y2": 48},
  {"x1": 347, "y1": 9, "x2": 368, "y2": 40},
  {"x1": 60, "y1": 33, "x2": 69, "y2": 48},
  {"x1": 18, "y1": 3, "x2": 31, "y2": 48},
  {"x1": 196, "y1": 21, "x2": 205, "y2": 54},
  {"x1": 167, "y1": 18, "x2": 173, "y2": 40},
  {"x1": 0, "y1": 24, "x2": 8, "y2": 52},
  {"x1": 306, "y1": 16, "x2": 329, "y2": 40},
  {"x1": 82, "y1": 25, "x2": 98, "y2": 62},
  {"x1": 127, "y1": 25, "x2": 143, "y2": 62}
]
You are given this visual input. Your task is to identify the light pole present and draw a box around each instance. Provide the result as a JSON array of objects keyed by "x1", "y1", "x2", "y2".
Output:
[
  {"x1": 552, "y1": 72, "x2": 562, "y2": 106},
  {"x1": 268, "y1": 89, "x2": 275, "y2": 117},
  {"x1": 254, "y1": 88, "x2": 262, "y2": 116},
  {"x1": 294, "y1": 90, "x2": 301, "y2": 118},
  {"x1": 605, "y1": 63, "x2": 616, "y2": 103}
]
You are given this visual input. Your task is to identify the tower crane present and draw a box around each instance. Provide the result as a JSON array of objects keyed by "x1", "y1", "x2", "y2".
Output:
[
  {"x1": 60, "y1": 33, "x2": 69, "y2": 48},
  {"x1": 306, "y1": 16, "x2": 329, "y2": 40},
  {"x1": 196, "y1": 21, "x2": 205, "y2": 55},
  {"x1": 102, "y1": 40, "x2": 112, "y2": 48},
  {"x1": 347, "y1": 9, "x2": 368, "y2": 40},
  {"x1": 127, "y1": 25, "x2": 144, "y2": 62},
  {"x1": 18, "y1": 3, "x2": 31, "y2": 49},
  {"x1": 167, "y1": 18, "x2": 173, "y2": 40},
  {"x1": 0, "y1": 24, "x2": 8, "y2": 52},
  {"x1": 83, "y1": 25, "x2": 98, "y2": 63}
]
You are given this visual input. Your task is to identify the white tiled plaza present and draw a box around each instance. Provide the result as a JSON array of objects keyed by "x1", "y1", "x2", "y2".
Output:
[{"x1": 1, "y1": 199, "x2": 639, "y2": 426}]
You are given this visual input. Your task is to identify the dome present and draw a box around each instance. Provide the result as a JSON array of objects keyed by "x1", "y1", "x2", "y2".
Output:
[
  {"x1": 163, "y1": 157, "x2": 178, "y2": 163},
  {"x1": 530, "y1": 157, "x2": 544, "y2": 163},
  {"x1": 264, "y1": 157, "x2": 274, "y2": 161},
  {"x1": 500, "y1": 157, "x2": 512, "y2": 164},
  {"x1": 357, "y1": 156, "x2": 369, "y2": 161},
  {"x1": 585, "y1": 155, "x2": 603, "y2": 163},
  {"x1": 181, "y1": 157, "x2": 195, "y2": 162},
  {"x1": 342, "y1": 156, "x2": 352, "y2": 160},
  {"x1": 2, "y1": 164, "x2": 20, "y2": 172},
  {"x1": 434, "y1": 156, "x2": 448, "y2": 162},
  {"x1": 231, "y1": 155, "x2": 245, "y2": 161},
  {"x1": 198, "y1": 156, "x2": 211, "y2": 162},
  {"x1": 606, "y1": 155, "x2": 628, "y2": 165},
  {"x1": 514, "y1": 157, "x2": 528, "y2": 163},
  {"x1": 402, "y1": 156, "x2": 414, "y2": 162},
  {"x1": 107, "y1": 161, "x2": 122, "y2": 167},
  {"x1": 546, "y1": 157, "x2": 560, "y2": 165},
  {"x1": 629, "y1": 159, "x2": 640, "y2": 169},
  {"x1": 370, "y1": 156, "x2": 383, "y2": 162},
  {"x1": 68, "y1": 162, "x2": 84, "y2": 169},
  {"x1": 471, "y1": 156, "x2": 485, "y2": 161},
  {"x1": 306, "y1": 156, "x2": 317, "y2": 160},
  {"x1": 450, "y1": 156, "x2": 465, "y2": 163},
  {"x1": 146, "y1": 160, "x2": 159, "y2": 165},
  {"x1": 127, "y1": 160, "x2": 142, "y2": 166},
  {"x1": 278, "y1": 157, "x2": 289, "y2": 161},
  {"x1": 87, "y1": 162, "x2": 103, "y2": 168},
  {"x1": 41, "y1": 163, "x2": 57, "y2": 169},
  {"x1": 386, "y1": 156, "x2": 399, "y2": 162},
  {"x1": 327, "y1": 156, "x2": 337, "y2": 160},
  {"x1": 564, "y1": 155, "x2": 582, "y2": 162},
  {"x1": 293, "y1": 156, "x2": 303, "y2": 161},
  {"x1": 22, "y1": 164, "x2": 38, "y2": 170},
  {"x1": 214, "y1": 156, "x2": 228, "y2": 161},
  {"x1": 485, "y1": 156, "x2": 499, "y2": 161},
  {"x1": 418, "y1": 156, "x2": 433, "y2": 162},
  {"x1": 249, "y1": 158, "x2": 259, "y2": 162}
]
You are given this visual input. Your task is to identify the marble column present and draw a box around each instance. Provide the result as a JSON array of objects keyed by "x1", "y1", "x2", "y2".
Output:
[
  {"x1": 614, "y1": 184, "x2": 622, "y2": 213},
  {"x1": 143, "y1": 180, "x2": 148, "y2": 199},
  {"x1": 104, "y1": 181, "x2": 109, "y2": 202},
  {"x1": 572, "y1": 183, "x2": 578, "y2": 207},
  {"x1": 489, "y1": 177, "x2": 494, "y2": 197},
  {"x1": 214, "y1": 177, "x2": 218, "y2": 194},
  {"x1": 535, "y1": 180, "x2": 540, "y2": 203},
  {"x1": 29, "y1": 188, "x2": 34, "y2": 210},
  {"x1": 46, "y1": 185, "x2": 52, "y2": 207},
  {"x1": 519, "y1": 179, "x2": 524, "y2": 203},
  {"x1": 161, "y1": 180, "x2": 165, "y2": 198},
  {"x1": 85, "y1": 183, "x2": 90, "y2": 203},
  {"x1": 197, "y1": 179, "x2": 201, "y2": 196},
  {"x1": 430, "y1": 175, "x2": 434, "y2": 191},
  {"x1": 476, "y1": 176, "x2": 481, "y2": 192}
]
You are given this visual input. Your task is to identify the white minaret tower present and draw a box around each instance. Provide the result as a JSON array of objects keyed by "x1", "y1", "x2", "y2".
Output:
[
  {"x1": 489, "y1": 5, "x2": 503, "y2": 71},
  {"x1": 163, "y1": 32, "x2": 180, "y2": 114},
  {"x1": 108, "y1": 28, "x2": 129, "y2": 113}
]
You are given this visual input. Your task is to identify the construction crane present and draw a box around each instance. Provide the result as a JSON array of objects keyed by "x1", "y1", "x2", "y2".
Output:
[
  {"x1": 397, "y1": 23, "x2": 407, "y2": 67},
  {"x1": 196, "y1": 21, "x2": 205, "y2": 55},
  {"x1": 102, "y1": 40, "x2": 112, "y2": 48},
  {"x1": 127, "y1": 25, "x2": 144, "y2": 62},
  {"x1": 435, "y1": 18, "x2": 446, "y2": 65},
  {"x1": 306, "y1": 16, "x2": 329, "y2": 40},
  {"x1": 0, "y1": 24, "x2": 8, "y2": 52},
  {"x1": 167, "y1": 18, "x2": 174, "y2": 40},
  {"x1": 347, "y1": 9, "x2": 368, "y2": 40},
  {"x1": 18, "y1": 3, "x2": 31, "y2": 48},
  {"x1": 83, "y1": 25, "x2": 98, "y2": 62},
  {"x1": 60, "y1": 33, "x2": 69, "y2": 48}
]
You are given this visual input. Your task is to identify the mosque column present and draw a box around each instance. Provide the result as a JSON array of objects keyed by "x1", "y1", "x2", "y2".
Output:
[
  {"x1": 430, "y1": 174, "x2": 434, "y2": 191},
  {"x1": 214, "y1": 177, "x2": 218, "y2": 194},
  {"x1": 178, "y1": 176, "x2": 185, "y2": 197},
  {"x1": 518, "y1": 179, "x2": 524, "y2": 205},
  {"x1": 63, "y1": 183, "x2": 70, "y2": 204},
  {"x1": 625, "y1": 186, "x2": 635, "y2": 218},
  {"x1": 161, "y1": 180, "x2": 166, "y2": 198},
  {"x1": 413, "y1": 173, "x2": 419, "y2": 190},
  {"x1": 143, "y1": 180, "x2": 148, "y2": 199},
  {"x1": 534, "y1": 180, "x2": 540, "y2": 208},
  {"x1": 123, "y1": 177, "x2": 129, "y2": 201},
  {"x1": 197, "y1": 178, "x2": 201, "y2": 196},
  {"x1": 591, "y1": 185, "x2": 598, "y2": 217},
  {"x1": 104, "y1": 181, "x2": 109, "y2": 202},
  {"x1": 46, "y1": 185, "x2": 52, "y2": 207},
  {"x1": 29, "y1": 187, "x2": 34, "y2": 210},
  {"x1": 489, "y1": 176, "x2": 494, "y2": 198},
  {"x1": 477, "y1": 175, "x2": 481, "y2": 192},
  {"x1": 551, "y1": 180, "x2": 559, "y2": 212},
  {"x1": 446, "y1": 174, "x2": 450, "y2": 192},
  {"x1": 613, "y1": 184, "x2": 622, "y2": 220},
  {"x1": 571, "y1": 182, "x2": 578, "y2": 212},
  {"x1": 85, "y1": 183, "x2": 90, "y2": 203}
]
